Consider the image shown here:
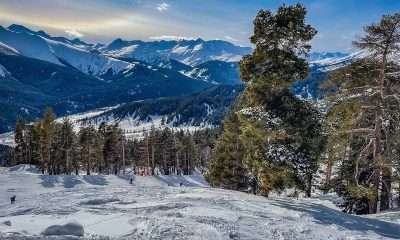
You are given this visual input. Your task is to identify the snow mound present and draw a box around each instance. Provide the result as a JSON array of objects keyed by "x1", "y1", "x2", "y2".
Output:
[
  {"x1": 8, "y1": 164, "x2": 39, "y2": 173},
  {"x1": 41, "y1": 222, "x2": 84, "y2": 237}
]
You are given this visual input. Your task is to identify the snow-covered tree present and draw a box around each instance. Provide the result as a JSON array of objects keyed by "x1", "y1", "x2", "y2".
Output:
[{"x1": 238, "y1": 4, "x2": 324, "y2": 197}]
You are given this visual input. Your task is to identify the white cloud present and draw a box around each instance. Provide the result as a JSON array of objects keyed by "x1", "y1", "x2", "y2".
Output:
[
  {"x1": 150, "y1": 35, "x2": 196, "y2": 41},
  {"x1": 225, "y1": 36, "x2": 240, "y2": 42},
  {"x1": 65, "y1": 29, "x2": 84, "y2": 38},
  {"x1": 156, "y1": 3, "x2": 170, "y2": 12}
]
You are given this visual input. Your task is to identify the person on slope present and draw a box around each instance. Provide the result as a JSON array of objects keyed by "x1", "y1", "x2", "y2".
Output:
[{"x1": 10, "y1": 195, "x2": 16, "y2": 204}]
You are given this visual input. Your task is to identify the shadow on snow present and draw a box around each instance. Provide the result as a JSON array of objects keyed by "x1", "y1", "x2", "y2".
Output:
[{"x1": 269, "y1": 199, "x2": 400, "y2": 238}]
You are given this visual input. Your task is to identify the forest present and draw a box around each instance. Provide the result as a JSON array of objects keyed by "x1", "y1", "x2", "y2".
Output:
[{"x1": 9, "y1": 108, "x2": 219, "y2": 176}]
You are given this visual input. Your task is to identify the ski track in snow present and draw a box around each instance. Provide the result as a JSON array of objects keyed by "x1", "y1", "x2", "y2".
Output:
[{"x1": 0, "y1": 165, "x2": 399, "y2": 240}]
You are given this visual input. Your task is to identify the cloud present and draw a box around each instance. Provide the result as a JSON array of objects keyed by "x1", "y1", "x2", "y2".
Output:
[
  {"x1": 149, "y1": 35, "x2": 195, "y2": 41},
  {"x1": 156, "y1": 3, "x2": 170, "y2": 12},
  {"x1": 225, "y1": 36, "x2": 241, "y2": 42},
  {"x1": 65, "y1": 29, "x2": 84, "y2": 38}
]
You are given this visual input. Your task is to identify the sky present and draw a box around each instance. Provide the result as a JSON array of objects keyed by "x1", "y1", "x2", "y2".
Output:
[{"x1": 0, "y1": 0, "x2": 399, "y2": 53}]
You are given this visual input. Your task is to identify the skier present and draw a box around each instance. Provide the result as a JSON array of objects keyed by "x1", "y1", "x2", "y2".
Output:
[
  {"x1": 130, "y1": 178, "x2": 133, "y2": 184},
  {"x1": 10, "y1": 195, "x2": 16, "y2": 204},
  {"x1": 249, "y1": 176, "x2": 257, "y2": 195},
  {"x1": 179, "y1": 182, "x2": 183, "y2": 187}
]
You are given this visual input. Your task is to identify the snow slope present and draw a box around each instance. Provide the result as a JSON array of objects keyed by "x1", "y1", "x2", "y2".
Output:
[
  {"x1": 0, "y1": 64, "x2": 9, "y2": 77},
  {"x1": 0, "y1": 27, "x2": 133, "y2": 76},
  {"x1": 0, "y1": 165, "x2": 399, "y2": 239}
]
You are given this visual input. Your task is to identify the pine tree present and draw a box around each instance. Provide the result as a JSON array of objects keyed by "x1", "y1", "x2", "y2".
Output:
[
  {"x1": 14, "y1": 119, "x2": 27, "y2": 164},
  {"x1": 324, "y1": 12, "x2": 400, "y2": 214},
  {"x1": 58, "y1": 117, "x2": 76, "y2": 174},
  {"x1": 206, "y1": 109, "x2": 247, "y2": 190},
  {"x1": 102, "y1": 123, "x2": 123, "y2": 174},
  {"x1": 80, "y1": 124, "x2": 101, "y2": 175},
  {"x1": 160, "y1": 128, "x2": 174, "y2": 175},
  {"x1": 238, "y1": 4, "x2": 322, "y2": 197}
]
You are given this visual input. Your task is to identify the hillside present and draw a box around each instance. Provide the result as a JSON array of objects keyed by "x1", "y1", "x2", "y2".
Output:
[
  {"x1": 0, "y1": 47, "x2": 211, "y2": 132},
  {"x1": 0, "y1": 165, "x2": 399, "y2": 239},
  {"x1": 56, "y1": 85, "x2": 243, "y2": 139}
]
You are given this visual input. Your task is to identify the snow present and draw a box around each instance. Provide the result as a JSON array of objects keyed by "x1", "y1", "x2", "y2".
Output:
[
  {"x1": 0, "y1": 42, "x2": 19, "y2": 56},
  {"x1": 41, "y1": 222, "x2": 84, "y2": 237},
  {"x1": 47, "y1": 39, "x2": 133, "y2": 76},
  {"x1": 0, "y1": 165, "x2": 399, "y2": 239},
  {"x1": 0, "y1": 132, "x2": 15, "y2": 147},
  {"x1": 310, "y1": 50, "x2": 371, "y2": 72},
  {"x1": 0, "y1": 27, "x2": 133, "y2": 77},
  {"x1": 0, "y1": 64, "x2": 9, "y2": 77},
  {"x1": 98, "y1": 39, "x2": 252, "y2": 66}
]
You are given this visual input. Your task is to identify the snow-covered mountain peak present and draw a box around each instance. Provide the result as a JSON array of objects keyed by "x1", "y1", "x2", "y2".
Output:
[
  {"x1": 98, "y1": 37, "x2": 252, "y2": 66},
  {"x1": 307, "y1": 52, "x2": 349, "y2": 62},
  {"x1": 0, "y1": 26, "x2": 134, "y2": 77},
  {"x1": 309, "y1": 50, "x2": 370, "y2": 72}
]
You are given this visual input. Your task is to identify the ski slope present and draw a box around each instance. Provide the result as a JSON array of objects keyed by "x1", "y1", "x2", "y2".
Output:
[{"x1": 0, "y1": 165, "x2": 399, "y2": 239}]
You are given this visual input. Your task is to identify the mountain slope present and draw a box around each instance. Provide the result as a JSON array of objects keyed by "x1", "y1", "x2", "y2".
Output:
[
  {"x1": 182, "y1": 60, "x2": 241, "y2": 84},
  {"x1": 75, "y1": 85, "x2": 243, "y2": 136},
  {"x1": 99, "y1": 38, "x2": 252, "y2": 66},
  {"x1": 0, "y1": 45, "x2": 211, "y2": 133},
  {"x1": 0, "y1": 26, "x2": 132, "y2": 76}
]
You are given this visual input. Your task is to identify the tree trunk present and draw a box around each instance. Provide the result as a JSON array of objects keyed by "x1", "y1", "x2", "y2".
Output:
[
  {"x1": 306, "y1": 173, "x2": 312, "y2": 197},
  {"x1": 151, "y1": 144, "x2": 155, "y2": 175}
]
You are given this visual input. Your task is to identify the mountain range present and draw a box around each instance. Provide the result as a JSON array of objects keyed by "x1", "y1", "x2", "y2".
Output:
[{"x1": 0, "y1": 24, "x2": 367, "y2": 134}]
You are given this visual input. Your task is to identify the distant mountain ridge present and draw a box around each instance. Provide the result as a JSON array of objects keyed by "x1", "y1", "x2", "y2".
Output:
[{"x1": 98, "y1": 37, "x2": 253, "y2": 66}]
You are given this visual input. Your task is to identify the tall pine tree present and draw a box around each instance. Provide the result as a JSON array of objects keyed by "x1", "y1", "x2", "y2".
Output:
[{"x1": 238, "y1": 4, "x2": 323, "y2": 197}]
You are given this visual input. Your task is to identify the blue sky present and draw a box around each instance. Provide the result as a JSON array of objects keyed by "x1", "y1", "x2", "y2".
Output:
[{"x1": 0, "y1": 0, "x2": 398, "y2": 52}]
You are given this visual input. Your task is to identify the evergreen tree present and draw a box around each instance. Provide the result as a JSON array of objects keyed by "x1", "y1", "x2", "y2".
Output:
[
  {"x1": 323, "y1": 12, "x2": 400, "y2": 214},
  {"x1": 14, "y1": 119, "x2": 27, "y2": 164},
  {"x1": 58, "y1": 117, "x2": 76, "y2": 174},
  {"x1": 102, "y1": 123, "x2": 124, "y2": 174},
  {"x1": 238, "y1": 4, "x2": 322, "y2": 197},
  {"x1": 206, "y1": 109, "x2": 247, "y2": 190},
  {"x1": 79, "y1": 124, "x2": 101, "y2": 175}
]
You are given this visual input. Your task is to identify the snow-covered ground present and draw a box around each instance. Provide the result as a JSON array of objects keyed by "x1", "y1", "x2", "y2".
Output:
[{"x1": 0, "y1": 165, "x2": 399, "y2": 239}]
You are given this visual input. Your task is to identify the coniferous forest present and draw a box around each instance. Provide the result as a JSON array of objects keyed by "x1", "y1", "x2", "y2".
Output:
[
  {"x1": 4, "y1": 4, "x2": 400, "y2": 217},
  {"x1": 9, "y1": 107, "x2": 219, "y2": 176}
]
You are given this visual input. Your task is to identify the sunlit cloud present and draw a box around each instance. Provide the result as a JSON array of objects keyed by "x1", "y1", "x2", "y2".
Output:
[
  {"x1": 150, "y1": 35, "x2": 195, "y2": 41},
  {"x1": 65, "y1": 29, "x2": 83, "y2": 38},
  {"x1": 156, "y1": 3, "x2": 170, "y2": 12}
]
